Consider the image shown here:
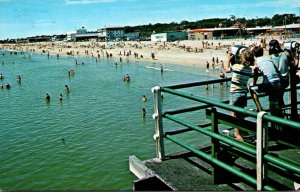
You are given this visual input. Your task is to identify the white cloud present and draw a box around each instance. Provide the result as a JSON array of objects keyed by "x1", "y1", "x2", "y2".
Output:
[{"x1": 64, "y1": 0, "x2": 115, "y2": 4}]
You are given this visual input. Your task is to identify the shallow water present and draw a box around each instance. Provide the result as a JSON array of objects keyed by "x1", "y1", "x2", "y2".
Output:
[{"x1": 0, "y1": 50, "x2": 230, "y2": 190}]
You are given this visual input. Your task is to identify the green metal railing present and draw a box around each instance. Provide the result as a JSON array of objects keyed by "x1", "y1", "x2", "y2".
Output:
[{"x1": 152, "y1": 77, "x2": 300, "y2": 190}]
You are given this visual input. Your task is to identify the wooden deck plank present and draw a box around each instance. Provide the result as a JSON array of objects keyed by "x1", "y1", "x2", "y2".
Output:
[{"x1": 129, "y1": 142, "x2": 300, "y2": 190}]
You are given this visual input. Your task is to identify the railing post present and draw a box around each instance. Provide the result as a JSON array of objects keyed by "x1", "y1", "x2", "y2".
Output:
[
  {"x1": 211, "y1": 107, "x2": 220, "y2": 184},
  {"x1": 152, "y1": 86, "x2": 165, "y2": 160},
  {"x1": 289, "y1": 68, "x2": 299, "y2": 121},
  {"x1": 256, "y1": 111, "x2": 268, "y2": 191}
]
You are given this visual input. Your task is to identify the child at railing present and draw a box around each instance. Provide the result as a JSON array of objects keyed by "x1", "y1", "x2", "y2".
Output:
[{"x1": 225, "y1": 49, "x2": 255, "y2": 141}]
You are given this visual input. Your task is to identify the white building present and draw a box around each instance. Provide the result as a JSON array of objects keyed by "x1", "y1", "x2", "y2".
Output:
[
  {"x1": 97, "y1": 26, "x2": 125, "y2": 41},
  {"x1": 75, "y1": 33, "x2": 100, "y2": 42},
  {"x1": 66, "y1": 27, "x2": 87, "y2": 41},
  {"x1": 66, "y1": 31, "x2": 77, "y2": 41},
  {"x1": 151, "y1": 31, "x2": 188, "y2": 42}
]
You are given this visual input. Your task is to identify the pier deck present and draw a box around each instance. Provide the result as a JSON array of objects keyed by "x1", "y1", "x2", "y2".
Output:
[
  {"x1": 129, "y1": 141, "x2": 300, "y2": 191},
  {"x1": 129, "y1": 77, "x2": 300, "y2": 190}
]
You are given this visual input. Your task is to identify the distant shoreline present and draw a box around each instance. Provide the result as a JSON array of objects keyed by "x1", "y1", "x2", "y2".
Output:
[{"x1": 1, "y1": 38, "x2": 299, "y2": 68}]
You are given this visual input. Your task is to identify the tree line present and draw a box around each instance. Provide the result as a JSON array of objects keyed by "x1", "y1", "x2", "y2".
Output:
[
  {"x1": 1, "y1": 13, "x2": 299, "y2": 43},
  {"x1": 124, "y1": 13, "x2": 300, "y2": 37}
]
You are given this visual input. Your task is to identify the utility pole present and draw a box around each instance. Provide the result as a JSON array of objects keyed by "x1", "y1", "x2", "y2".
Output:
[
  {"x1": 284, "y1": 16, "x2": 287, "y2": 40},
  {"x1": 219, "y1": 22, "x2": 223, "y2": 39}
]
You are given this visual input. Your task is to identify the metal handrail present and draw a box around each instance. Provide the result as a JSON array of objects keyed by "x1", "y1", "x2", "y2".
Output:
[
  {"x1": 162, "y1": 87, "x2": 300, "y2": 130},
  {"x1": 164, "y1": 113, "x2": 300, "y2": 175},
  {"x1": 165, "y1": 134, "x2": 274, "y2": 191},
  {"x1": 152, "y1": 77, "x2": 300, "y2": 190}
]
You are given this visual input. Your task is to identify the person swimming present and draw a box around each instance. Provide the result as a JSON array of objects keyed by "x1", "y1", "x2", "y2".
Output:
[
  {"x1": 5, "y1": 82, "x2": 11, "y2": 89},
  {"x1": 65, "y1": 84, "x2": 70, "y2": 93},
  {"x1": 45, "y1": 93, "x2": 50, "y2": 101},
  {"x1": 123, "y1": 74, "x2": 130, "y2": 81},
  {"x1": 0, "y1": 73, "x2": 4, "y2": 80},
  {"x1": 142, "y1": 108, "x2": 146, "y2": 117},
  {"x1": 142, "y1": 95, "x2": 147, "y2": 102},
  {"x1": 17, "y1": 74, "x2": 21, "y2": 82},
  {"x1": 68, "y1": 70, "x2": 75, "y2": 76},
  {"x1": 61, "y1": 137, "x2": 66, "y2": 145},
  {"x1": 59, "y1": 93, "x2": 63, "y2": 101}
]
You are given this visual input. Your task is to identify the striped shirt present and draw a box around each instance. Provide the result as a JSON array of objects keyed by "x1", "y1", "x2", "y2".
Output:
[{"x1": 230, "y1": 64, "x2": 253, "y2": 93}]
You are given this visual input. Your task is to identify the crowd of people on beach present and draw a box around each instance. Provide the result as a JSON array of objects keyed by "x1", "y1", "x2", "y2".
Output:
[{"x1": 0, "y1": 39, "x2": 239, "y2": 69}]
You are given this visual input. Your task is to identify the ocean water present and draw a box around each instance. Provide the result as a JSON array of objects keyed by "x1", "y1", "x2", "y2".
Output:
[{"x1": 0, "y1": 50, "x2": 229, "y2": 190}]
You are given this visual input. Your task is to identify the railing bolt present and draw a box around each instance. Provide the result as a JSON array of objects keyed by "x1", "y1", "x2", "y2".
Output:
[
  {"x1": 152, "y1": 113, "x2": 158, "y2": 119},
  {"x1": 151, "y1": 86, "x2": 160, "y2": 93},
  {"x1": 153, "y1": 134, "x2": 159, "y2": 140}
]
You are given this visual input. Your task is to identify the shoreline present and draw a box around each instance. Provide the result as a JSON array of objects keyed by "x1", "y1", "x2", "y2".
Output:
[
  {"x1": 0, "y1": 40, "x2": 253, "y2": 68},
  {"x1": 1, "y1": 38, "x2": 298, "y2": 68}
]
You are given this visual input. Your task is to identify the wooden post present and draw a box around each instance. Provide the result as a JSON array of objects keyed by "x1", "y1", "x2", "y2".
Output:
[
  {"x1": 256, "y1": 111, "x2": 268, "y2": 190},
  {"x1": 211, "y1": 107, "x2": 220, "y2": 184},
  {"x1": 152, "y1": 86, "x2": 165, "y2": 160},
  {"x1": 290, "y1": 67, "x2": 299, "y2": 121}
]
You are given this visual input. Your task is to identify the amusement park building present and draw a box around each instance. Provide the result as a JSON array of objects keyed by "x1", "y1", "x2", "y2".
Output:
[{"x1": 187, "y1": 24, "x2": 300, "y2": 40}]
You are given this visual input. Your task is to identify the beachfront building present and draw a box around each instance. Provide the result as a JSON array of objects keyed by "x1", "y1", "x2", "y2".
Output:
[
  {"x1": 124, "y1": 32, "x2": 140, "y2": 41},
  {"x1": 271, "y1": 23, "x2": 300, "y2": 38},
  {"x1": 188, "y1": 28, "x2": 244, "y2": 40},
  {"x1": 151, "y1": 31, "x2": 188, "y2": 42},
  {"x1": 66, "y1": 27, "x2": 88, "y2": 42},
  {"x1": 75, "y1": 33, "x2": 102, "y2": 42},
  {"x1": 27, "y1": 35, "x2": 52, "y2": 43},
  {"x1": 97, "y1": 26, "x2": 125, "y2": 41},
  {"x1": 74, "y1": 27, "x2": 99, "y2": 42},
  {"x1": 187, "y1": 29, "x2": 214, "y2": 40},
  {"x1": 244, "y1": 24, "x2": 300, "y2": 39},
  {"x1": 188, "y1": 23, "x2": 300, "y2": 40},
  {"x1": 66, "y1": 27, "x2": 105, "y2": 42},
  {"x1": 66, "y1": 31, "x2": 77, "y2": 41},
  {"x1": 76, "y1": 27, "x2": 87, "y2": 34}
]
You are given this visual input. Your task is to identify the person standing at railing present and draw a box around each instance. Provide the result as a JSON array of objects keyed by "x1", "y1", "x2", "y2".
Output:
[
  {"x1": 249, "y1": 46, "x2": 285, "y2": 139},
  {"x1": 268, "y1": 39, "x2": 298, "y2": 108},
  {"x1": 248, "y1": 46, "x2": 283, "y2": 119},
  {"x1": 225, "y1": 49, "x2": 255, "y2": 141}
]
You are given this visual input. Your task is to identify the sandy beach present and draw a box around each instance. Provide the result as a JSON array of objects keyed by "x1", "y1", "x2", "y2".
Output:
[
  {"x1": 0, "y1": 39, "x2": 257, "y2": 66},
  {"x1": 1, "y1": 38, "x2": 297, "y2": 69}
]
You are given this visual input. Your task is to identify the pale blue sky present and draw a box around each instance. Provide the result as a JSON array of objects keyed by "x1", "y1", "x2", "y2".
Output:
[{"x1": 0, "y1": 0, "x2": 299, "y2": 40}]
